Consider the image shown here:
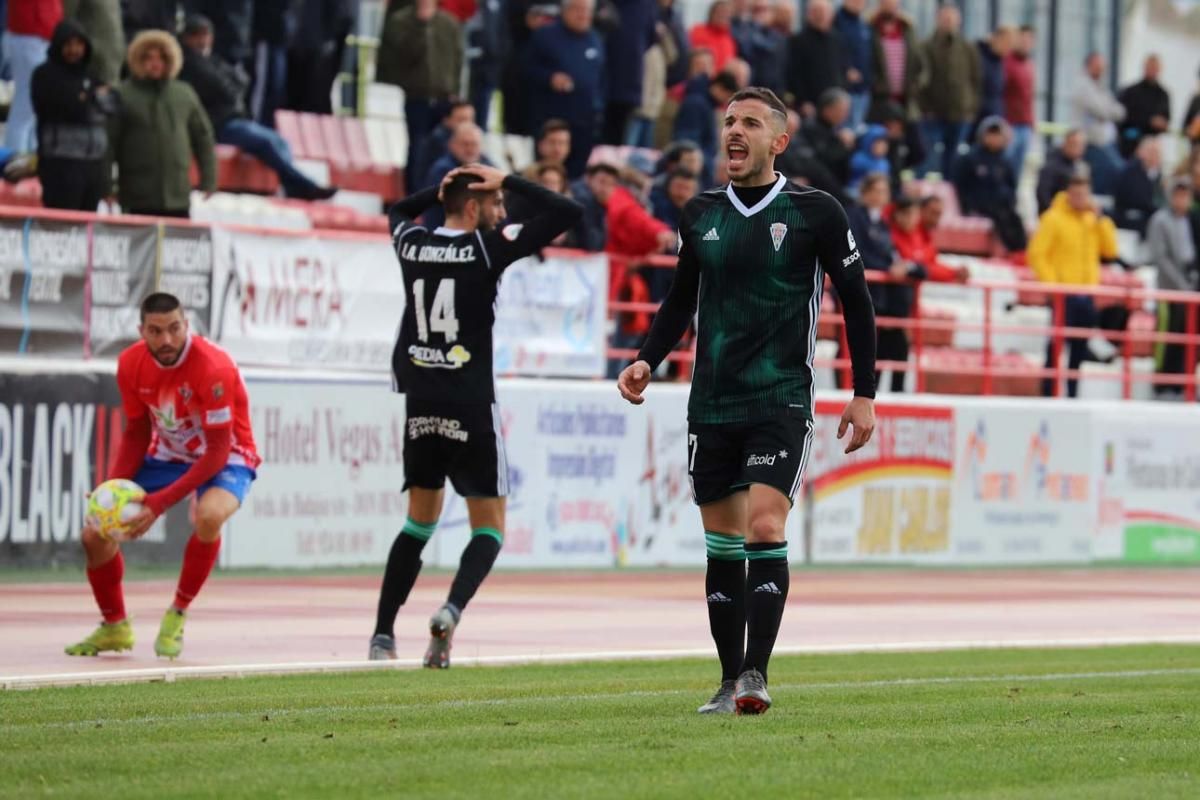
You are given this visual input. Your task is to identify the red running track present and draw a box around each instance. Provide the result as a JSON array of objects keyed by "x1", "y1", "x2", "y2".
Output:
[{"x1": 3, "y1": 569, "x2": 1200, "y2": 684}]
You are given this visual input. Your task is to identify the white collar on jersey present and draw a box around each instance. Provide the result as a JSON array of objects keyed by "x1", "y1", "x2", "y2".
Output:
[
  {"x1": 433, "y1": 226, "x2": 469, "y2": 237},
  {"x1": 725, "y1": 173, "x2": 786, "y2": 218},
  {"x1": 153, "y1": 333, "x2": 193, "y2": 371}
]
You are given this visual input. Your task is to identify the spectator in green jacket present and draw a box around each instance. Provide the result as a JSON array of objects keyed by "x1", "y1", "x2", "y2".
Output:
[
  {"x1": 107, "y1": 30, "x2": 216, "y2": 217},
  {"x1": 918, "y1": 4, "x2": 981, "y2": 178},
  {"x1": 376, "y1": 0, "x2": 464, "y2": 177}
]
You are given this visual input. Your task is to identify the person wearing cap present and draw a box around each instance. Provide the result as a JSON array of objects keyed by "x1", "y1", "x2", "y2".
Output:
[
  {"x1": 1146, "y1": 177, "x2": 1199, "y2": 397},
  {"x1": 1028, "y1": 171, "x2": 1119, "y2": 397},
  {"x1": 951, "y1": 115, "x2": 1026, "y2": 252},
  {"x1": 177, "y1": 15, "x2": 337, "y2": 201}
]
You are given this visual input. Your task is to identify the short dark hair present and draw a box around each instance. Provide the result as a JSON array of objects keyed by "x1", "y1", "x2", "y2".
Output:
[
  {"x1": 535, "y1": 161, "x2": 568, "y2": 185},
  {"x1": 1019, "y1": 24, "x2": 1035, "y2": 34},
  {"x1": 727, "y1": 86, "x2": 787, "y2": 127},
  {"x1": 894, "y1": 196, "x2": 920, "y2": 213},
  {"x1": 860, "y1": 172, "x2": 889, "y2": 194},
  {"x1": 140, "y1": 292, "x2": 182, "y2": 320},
  {"x1": 444, "y1": 98, "x2": 473, "y2": 117},
  {"x1": 442, "y1": 172, "x2": 487, "y2": 215},
  {"x1": 585, "y1": 162, "x2": 620, "y2": 180},
  {"x1": 712, "y1": 71, "x2": 741, "y2": 95},
  {"x1": 920, "y1": 194, "x2": 944, "y2": 208},
  {"x1": 666, "y1": 168, "x2": 698, "y2": 185},
  {"x1": 539, "y1": 118, "x2": 571, "y2": 141}
]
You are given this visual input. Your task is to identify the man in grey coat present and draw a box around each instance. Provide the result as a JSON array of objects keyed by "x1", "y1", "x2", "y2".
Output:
[{"x1": 1145, "y1": 177, "x2": 1199, "y2": 397}]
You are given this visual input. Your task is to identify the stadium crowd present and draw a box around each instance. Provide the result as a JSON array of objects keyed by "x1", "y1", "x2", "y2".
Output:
[{"x1": 3, "y1": 0, "x2": 1200, "y2": 397}]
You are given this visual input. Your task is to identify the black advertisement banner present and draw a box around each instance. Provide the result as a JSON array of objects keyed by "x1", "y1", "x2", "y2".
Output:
[{"x1": 0, "y1": 371, "x2": 192, "y2": 567}]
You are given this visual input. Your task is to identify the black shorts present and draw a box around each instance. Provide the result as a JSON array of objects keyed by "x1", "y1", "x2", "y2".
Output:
[
  {"x1": 403, "y1": 400, "x2": 509, "y2": 498},
  {"x1": 687, "y1": 408, "x2": 814, "y2": 506}
]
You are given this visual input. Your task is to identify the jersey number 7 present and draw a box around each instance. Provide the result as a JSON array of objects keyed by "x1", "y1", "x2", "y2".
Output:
[{"x1": 413, "y1": 278, "x2": 460, "y2": 343}]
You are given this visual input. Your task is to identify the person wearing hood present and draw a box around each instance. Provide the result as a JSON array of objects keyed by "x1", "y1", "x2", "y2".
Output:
[
  {"x1": 951, "y1": 116, "x2": 1026, "y2": 252},
  {"x1": 848, "y1": 123, "x2": 889, "y2": 195},
  {"x1": 106, "y1": 30, "x2": 216, "y2": 217},
  {"x1": 673, "y1": 70, "x2": 738, "y2": 188},
  {"x1": 1029, "y1": 172, "x2": 1119, "y2": 397},
  {"x1": 62, "y1": 0, "x2": 125, "y2": 86},
  {"x1": 178, "y1": 15, "x2": 337, "y2": 201},
  {"x1": 31, "y1": 19, "x2": 114, "y2": 210}
]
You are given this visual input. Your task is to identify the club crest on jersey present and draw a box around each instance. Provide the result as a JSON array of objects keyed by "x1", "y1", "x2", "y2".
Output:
[
  {"x1": 769, "y1": 222, "x2": 787, "y2": 252},
  {"x1": 178, "y1": 383, "x2": 193, "y2": 403}
]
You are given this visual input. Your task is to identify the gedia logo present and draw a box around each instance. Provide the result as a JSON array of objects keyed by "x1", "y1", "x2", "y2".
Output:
[
  {"x1": 447, "y1": 344, "x2": 472, "y2": 367},
  {"x1": 410, "y1": 344, "x2": 471, "y2": 369}
]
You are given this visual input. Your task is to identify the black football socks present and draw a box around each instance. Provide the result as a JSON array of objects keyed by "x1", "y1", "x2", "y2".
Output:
[
  {"x1": 704, "y1": 531, "x2": 747, "y2": 681},
  {"x1": 445, "y1": 528, "x2": 504, "y2": 621},
  {"x1": 373, "y1": 517, "x2": 436, "y2": 637},
  {"x1": 741, "y1": 541, "x2": 790, "y2": 683}
]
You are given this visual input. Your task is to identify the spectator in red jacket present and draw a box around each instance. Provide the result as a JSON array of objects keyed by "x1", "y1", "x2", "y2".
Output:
[
  {"x1": 4, "y1": 0, "x2": 63, "y2": 153},
  {"x1": 1003, "y1": 24, "x2": 1036, "y2": 177},
  {"x1": 689, "y1": 0, "x2": 737, "y2": 73},
  {"x1": 887, "y1": 196, "x2": 970, "y2": 283}
]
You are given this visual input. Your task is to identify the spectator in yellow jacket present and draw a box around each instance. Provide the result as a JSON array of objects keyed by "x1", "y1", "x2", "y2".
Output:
[{"x1": 1028, "y1": 172, "x2": 1119, "y2": 397}]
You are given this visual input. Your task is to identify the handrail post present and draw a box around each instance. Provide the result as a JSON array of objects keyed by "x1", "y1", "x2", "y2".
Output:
[
  {"x1": 1051, "y1": 293, "x2": 1065, "y2": 398},
  {"x1": 912, "y1": 278, "x2": 924, "y2": 393},
  {"x1": 982, "y1": 284, "x2": 993, "y2": 395},
  {"x1": 1186, "y1": 300, "x2": 1198, "y2": 403},
  {"x1": 1121, "y1": 287, "x2": 1134, "y2": 400}
]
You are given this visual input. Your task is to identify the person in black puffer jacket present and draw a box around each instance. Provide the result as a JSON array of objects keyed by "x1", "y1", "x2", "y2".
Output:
[{"x1": 31, "y1": 20, "x2": 116, "y2": 210}]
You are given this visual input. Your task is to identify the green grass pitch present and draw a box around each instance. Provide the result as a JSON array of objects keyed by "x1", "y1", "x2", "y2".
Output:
[{"x1": 2, "y1": 646, "x2": 1198, "y2": 799}]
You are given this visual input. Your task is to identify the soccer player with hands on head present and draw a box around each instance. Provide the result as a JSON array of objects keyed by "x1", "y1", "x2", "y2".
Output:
[
  {"x1": 67, "y1": 293, "x2": 259, "y2": 660},
  {"x1": 618, "y1": 87, "x2": 877, "y2": 715},
  {"x1": 370, "y1": 162, "x2": 582, "y2": 667}
]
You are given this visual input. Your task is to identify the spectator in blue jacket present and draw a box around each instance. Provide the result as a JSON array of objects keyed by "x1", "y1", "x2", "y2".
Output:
[
  {"x1": 672, "y1": 70, "x2": 739, "y2": 188},
  {"x1": 1113, "y1": 135, "x2": 1164, "y2": 238},
  {"x1": 466, "y1": 0, "x2": 509, "y2": 129},
  {"x1": 973, "y1": 26, "x2": 1012, "y2": 135},
  {"x1": 834, "y1": 0, "x2": 873, "y2": 131},
  {"x1": 849, "y1": 124, "x2": 890, "y2": 196},
  {"x1": 604, "y1": 0, "x2": 658, "y2": 145},
  {"x1": 420, "y1": 123, "x2": 495, "y2": 227},
  {"x1": 952, "y1": 116, "x2": 1027, "y2": 252},
  {"x1": 527, "y1": 0, "x2": 606, "y2": 178},
  {"x1": 737, "y1": 0, "x2": 786, "y2": 96},
  {"x1": 648, "y1": 167, "x2": 699, "y2": 298}
]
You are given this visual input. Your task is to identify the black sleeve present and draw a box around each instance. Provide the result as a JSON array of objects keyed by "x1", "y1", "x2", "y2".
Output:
[
  {"x1": 815, "y1": 197, "x2": 877, "y2": 399},
  {"x1": 481, "y1": 174, "x2": 583, "y2": 268},
  {"x1": 636, "y1": 217, "x2": 698, "y2": 370},
  {"x1": 387, "y1": 186, "x2": 439, "y2": 245}
]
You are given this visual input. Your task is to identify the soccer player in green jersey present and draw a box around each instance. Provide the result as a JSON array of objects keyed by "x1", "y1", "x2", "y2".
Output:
[{"x1": 618, "y1": 87, "x2": 878, "y2": 715}]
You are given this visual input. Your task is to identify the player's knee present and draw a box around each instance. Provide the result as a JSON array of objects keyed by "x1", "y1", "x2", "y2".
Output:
[
  {"x1": 81, "y1": 525, "x2": 105, "y2": 550},
  {"x1": 747, "y1": 511, "x2": 785, "y2": 542},
  {"x1": 193, "y1": 508, "x2": 227, "y2": 540}
]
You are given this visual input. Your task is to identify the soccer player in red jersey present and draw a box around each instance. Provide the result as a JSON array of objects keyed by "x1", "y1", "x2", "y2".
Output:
[{"x1": 66, "y1": 293, "x2": 260, "y2": 659}]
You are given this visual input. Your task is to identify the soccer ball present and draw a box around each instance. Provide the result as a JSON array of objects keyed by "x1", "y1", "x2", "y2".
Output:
[{"x1": 86, "y1": 479, "x2": 147, "y2": 542}]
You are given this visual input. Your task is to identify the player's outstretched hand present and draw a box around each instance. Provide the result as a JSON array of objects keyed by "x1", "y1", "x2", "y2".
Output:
[
  {"x1": 837, "y1": 396, "x2": 876, "y2": 454},
  {"x1": 456, "y1": 164, "x2": 508, "y2": 192},
  {"x1": 123, "y1": 506, "x2": 159, "y2": 540},
  {"x1": 618, "y1": 360, "x2": 652, "y2": 405}
]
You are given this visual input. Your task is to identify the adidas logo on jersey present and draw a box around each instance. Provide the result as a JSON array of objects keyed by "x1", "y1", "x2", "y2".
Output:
[
  {"x1": 702, "y1": 227, "x2": 720, "y2": 241},
  {"x1": 754, "y1": 582, "x2": 782, "y2": 595},
  {"x1": 706, "y1": 592, "x2": 733, "y2": 604}
]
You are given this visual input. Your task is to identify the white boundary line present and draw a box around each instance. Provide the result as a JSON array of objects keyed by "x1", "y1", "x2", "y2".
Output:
[{"x1": 4, "y1": 634, "x2": 1200, "y2": 690}]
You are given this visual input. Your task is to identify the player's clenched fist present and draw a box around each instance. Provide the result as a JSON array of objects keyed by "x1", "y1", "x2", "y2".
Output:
[{"x1": 618, "y1": 360, "x2": 651, "y2": 405}]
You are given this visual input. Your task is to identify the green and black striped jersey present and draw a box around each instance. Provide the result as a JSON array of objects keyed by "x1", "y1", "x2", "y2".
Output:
[{"x1": 638, "y1": 174, "x2": 877, "y2": 425}]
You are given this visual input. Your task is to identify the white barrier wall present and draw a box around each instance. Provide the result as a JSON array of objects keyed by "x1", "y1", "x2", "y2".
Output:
[
  {"x1": 2, "y1": 363, "x2": 1197, "y2": 567},
  {"x1": 215, "y1": 375, "x2": 1200, "y2": 568}
]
